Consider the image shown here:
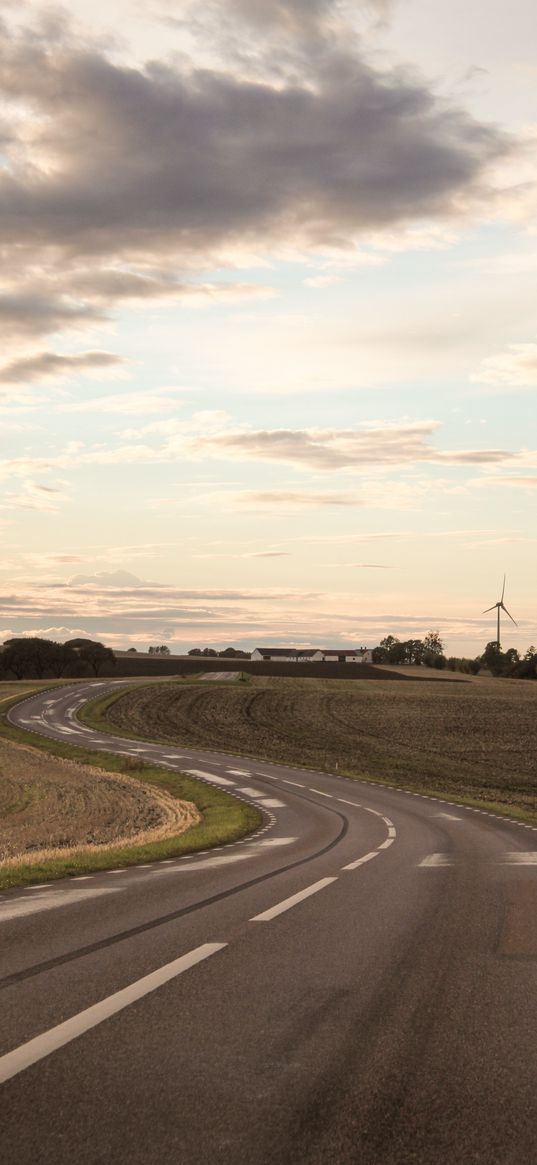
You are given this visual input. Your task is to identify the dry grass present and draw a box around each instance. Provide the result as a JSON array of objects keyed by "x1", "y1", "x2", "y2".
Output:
[
  {"x1": 104, "y1": 674, "x2": 537, "y2": 817},
  {"x1": 0, "y1": 736, "x2": 199, "y2": 866}
]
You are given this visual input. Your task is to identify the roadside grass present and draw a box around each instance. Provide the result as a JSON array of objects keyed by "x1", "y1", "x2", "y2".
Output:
[{"x1": 0, "y1": 687, "x2": 261, "y2": 890}]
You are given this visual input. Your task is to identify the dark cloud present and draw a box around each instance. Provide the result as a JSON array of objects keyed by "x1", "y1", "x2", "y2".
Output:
[
  {"x1": 0, "y1": 350, "x2": 124, "y2": 384},
  {"x1": 0, "y1": 291, "x2": 104, "y2": 336},
  {"x1": 0, "y1": 23, "x2": 506, "y2": 271}
]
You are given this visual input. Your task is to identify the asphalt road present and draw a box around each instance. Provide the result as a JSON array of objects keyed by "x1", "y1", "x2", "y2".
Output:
[{"x1": 2, "y1": 681, "x2": 537, "y2": 1164}]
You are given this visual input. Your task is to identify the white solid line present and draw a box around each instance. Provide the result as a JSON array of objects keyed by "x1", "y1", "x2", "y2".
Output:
[
  {"x1": 342, "y1": 851, "x2": 378, "y2": 870},
  {"x1": 377, "y1": 838, "x2": 394, "y2": 850},
  {"x1": 250, "y1": 877, "x2": 338, "y2": 922},
  {"x1": 237, "y1": 787, "x2": 264, "y2": 797},
  {"x1": 0, "y1": 943, "x2": 227, "y2": 1086},
  {"x1": 258, "y1": 798, "x2": 285, "y2": 808},
  {"x1": 185, "y1": 770, "x2": 235, "y2": 786},
  {"x1": 387, "y1": 827, "x2": 397, "y2": 838}
]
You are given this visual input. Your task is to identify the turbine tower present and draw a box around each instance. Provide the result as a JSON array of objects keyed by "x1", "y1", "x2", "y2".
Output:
[{"x1": 483, "y1": 574, "x2": 517, "y2": 650}]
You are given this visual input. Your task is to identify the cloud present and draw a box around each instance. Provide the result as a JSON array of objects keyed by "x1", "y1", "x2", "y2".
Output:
[
  {"x1": 478, "y1": 475, "x2": 537, "y2": 489},
  {"x1": 182, "y1": 422, "x2": 513, "y2": 471},
  {"x1": 0, "y1": 479, "x2": 69, "y2": 512},
  {"x1": 67, "y1": 570, "x2": 147, "y2": 587},
  {"x1": 471, "y1": 341, "x2": 537, "y2": 388},
  {"x1": 234, "y1": 489, "x2": 363, "y2": 506},
  {"x1": 0, "y1": 350, "x2": 124, "y2": 385},
  {"x1": 0, "y1": 290, "x2": 104, "y2": 337},
  {"x1": 0, "y1": 18, "x2": 506, "y2": 298},
  {"x1": 61, "y1": 388, "x2": 186, "y2": 415}
]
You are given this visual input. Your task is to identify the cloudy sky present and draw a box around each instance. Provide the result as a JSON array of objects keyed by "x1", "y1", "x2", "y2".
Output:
[{"x1": 1, "y1": 0, "x2": 536, "y2": 655}]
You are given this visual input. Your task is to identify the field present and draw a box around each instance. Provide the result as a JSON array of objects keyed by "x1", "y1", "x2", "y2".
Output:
[
  {"x1": 0, "y1": 737, "x2": 198, "y2": 866},
  {"x1": 103, "y1": 674, "x2": 537, "y2": 819}
]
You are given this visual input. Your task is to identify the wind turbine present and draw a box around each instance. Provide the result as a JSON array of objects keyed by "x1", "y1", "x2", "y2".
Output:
[{"x1": 483, "y1": 575, "x2": 517, "y2": 650}]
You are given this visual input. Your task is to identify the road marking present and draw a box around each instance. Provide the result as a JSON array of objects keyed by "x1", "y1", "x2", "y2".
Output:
[
  {"x1": 336, "y1": 798, "x2": 361, "y2": 808},
  {"x1": 258, "y1": 798, "x2": 285, "y2": 808},
  {"x1": 342, "y1": 851, "x2": 378, "y2": 870},
  {"x1": 250, "y1": 877, "x2": 338, "y2": 922},
  {"x1": 433, "y1": 812, "x2": 462, "y2": 821},
  {"x1": 0, "y1": 887, "x2": 117, "y2": 923},
  {"x1": 377, "y1": 838, "x2": 394, "y2": 850},
  {"x1": 419, "y1": 853, "x2": 453, "y2": 867},
  {"x1": 308, "y1": 788, "x2": 333, "y2": 798},
  {"x1": 0, "y1": 943, "x2": 227, "y2": 1085},
  {"x1": 226, "y1": 769, "x2": 251, "y2": 777},
  {"x1": 257, "y1": 837, "x2": 297, "y2": 847},
  {"x1": 185, "y1": 769, "x2": 235, "y2": 786},
  {"x1": 237, "y1": 787, "x2": 264, "y2": 797},
  {"x1": 502, "y1": 852, "x2": 537, "y2": 865}
]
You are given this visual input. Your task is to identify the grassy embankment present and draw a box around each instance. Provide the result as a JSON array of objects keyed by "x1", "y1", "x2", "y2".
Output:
[
  {"x1": 0, "y1": 682, "x2": 260, "y2": 890},
  {"x1": 90, "y1": 674, "x2": 537, "y2": 827}
]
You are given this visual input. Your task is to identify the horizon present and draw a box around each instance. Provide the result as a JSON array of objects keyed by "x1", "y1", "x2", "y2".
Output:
[{"x1": 1, "y1": 1, "x2": 536, "y2": 658}]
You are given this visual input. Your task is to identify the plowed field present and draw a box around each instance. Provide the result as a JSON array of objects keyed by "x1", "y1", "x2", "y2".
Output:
[{"x1": 106, "y1": 676, "x2": 537, "y2": 814}]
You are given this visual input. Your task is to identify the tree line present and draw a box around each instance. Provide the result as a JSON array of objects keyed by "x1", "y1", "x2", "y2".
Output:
[{"x1": 0, "y1": 637, "x2": 115, "y2": 679}]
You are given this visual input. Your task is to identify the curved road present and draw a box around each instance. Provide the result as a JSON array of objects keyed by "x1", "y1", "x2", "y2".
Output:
[{"x1": 2, "y1": 681, "x2": 537, "y2": 1164}]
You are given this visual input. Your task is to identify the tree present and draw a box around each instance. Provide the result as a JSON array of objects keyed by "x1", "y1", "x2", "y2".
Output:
[
  {"x1": 148, "y1": 645, "x2": 170, "y2": 655},
  {"x1": 66, "y1": 638, "x2": 115, "y2": 675},
  {"x1": 423, "y1": 630, "x2": 444, "y2": 656},
  {"x1": 2, "y1": 637, "x2": 77, "y2": 679},
  {"x1": 481, "y1": 640, "x2": 502, "y2": 672}
]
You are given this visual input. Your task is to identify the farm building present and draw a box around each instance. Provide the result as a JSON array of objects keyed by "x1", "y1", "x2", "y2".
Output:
[{"x1": 251, "y1": 647, "x2": 373, "y2": 664}]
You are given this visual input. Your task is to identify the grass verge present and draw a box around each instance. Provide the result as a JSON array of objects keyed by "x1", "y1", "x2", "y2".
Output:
[{"x1": 0, "y1": 688, "x2": 261, "y2": 890}]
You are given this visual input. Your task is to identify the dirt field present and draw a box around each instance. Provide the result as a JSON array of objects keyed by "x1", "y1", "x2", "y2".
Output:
[
  {"x1": 0, "y1": 738, "x2": 198, "y2": 865},
  {"x1": 106, "y1": 675, "x2": 537, "y2": 814}
]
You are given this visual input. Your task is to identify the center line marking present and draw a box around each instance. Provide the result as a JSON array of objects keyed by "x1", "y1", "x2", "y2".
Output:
[
  {"x1": 250, "y1": 877, "x2": 338, "y2": 922},
  {"x1": 308, "y1": 788, "x2": 332, "y2": 798},
  {"x1": 342, "y1": 851, "x2": 378, "y2": 870},
  {"x1": 0, "y1": 943, "x2": 227, "y2": 1086}
]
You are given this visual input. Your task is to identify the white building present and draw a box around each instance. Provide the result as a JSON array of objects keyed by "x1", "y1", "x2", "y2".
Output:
[{"x1": 251, "y1": 647, "x2": 373, "y2": 664}]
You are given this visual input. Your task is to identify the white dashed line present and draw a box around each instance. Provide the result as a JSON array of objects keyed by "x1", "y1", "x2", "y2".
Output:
[
  {"x1": 250, "y1": 877, "x2": 338, "y2": 922},
  {"x1": 185, "y1": 770, "x2": 235, "y2": 786},
  {"x1": 0, "y1": 944, "x2": 227, "y2": 1085},
  {"x1": 501, "y1": 852, "x2": 537, "y2": 865},
  {"x1": 342, "y1": 851, "x2": 378, "y2": 870}
]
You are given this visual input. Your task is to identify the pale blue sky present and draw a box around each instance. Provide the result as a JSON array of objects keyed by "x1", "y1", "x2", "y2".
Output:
[{"x1": 1, "y1": 1, "x2": 536, "y2": 655}]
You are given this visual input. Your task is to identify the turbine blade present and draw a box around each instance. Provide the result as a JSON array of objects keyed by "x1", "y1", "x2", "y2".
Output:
[
  {"x1": 501, "y1": 573, "x2": 506, "y2": 602},
  {"x1": 501, "y1": 603, "x2": 518, "y2": 626},
  {"x1": 483, "y1": 605, "x2": 497, "y2": 613}
]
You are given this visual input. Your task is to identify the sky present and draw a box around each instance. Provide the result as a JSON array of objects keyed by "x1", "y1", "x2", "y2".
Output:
[{"x1": 1, "y1": 0, "x2": 536, "y2": 656}]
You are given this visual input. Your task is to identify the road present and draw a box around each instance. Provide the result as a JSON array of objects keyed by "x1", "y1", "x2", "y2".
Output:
[{"x1": 2, "y1": 681, "x2": 537, "y2": 1164}]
